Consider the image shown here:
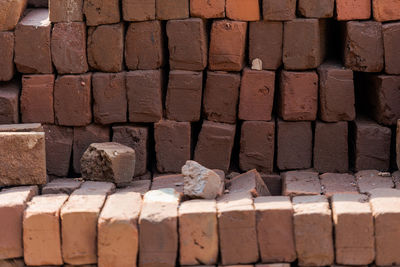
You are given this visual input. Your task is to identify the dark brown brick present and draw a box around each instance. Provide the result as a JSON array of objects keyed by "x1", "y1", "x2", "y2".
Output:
[
  {"x1": 0, "y1": 32, "x2": 14, "y2": 81},
  {"x1": 49, "y1": 0, "x2": 83, "y2": 22},
  {"x1": 263, "y1": 0, "x2": 296, "y2": 21},
  {"x1": 156, "y1": 0, "x2": 189, "y2": 20},
  {"x1": 298, "y1": 0, "x2": 334, "y2": 18},
  {"x1": 383, "y1": 22, "x2": 400, "y2": 75},
  {"x1": 83, "y1": 0, "x2": 120, "y2": 26},
  {"x1": 0, "y1": 81, "x2": 19, "y2": 124}
]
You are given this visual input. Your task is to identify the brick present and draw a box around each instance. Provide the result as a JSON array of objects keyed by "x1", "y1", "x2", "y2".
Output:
[
  {"x1": 126, "y1": 70, "x2": 163, "y2": 122},
  {"x1": 239, "y1": 121, "x2": 274, "y2": 173},
  {"x1": 14, "y1": 9, "x2": 52, "y2": 74},
  {"x1": 42, "y1": 178, "x2": 82, "y2": 195},
  {"x1": 369, "y1": 188, "x2": 400, "y2": 266},
  {"x1": 166, "y1": 70, "x2": 203, "y2": 122},
  {"x1": 179, "y1": 200, "x2": 218, "y2": 265},
  {"x1": 51, "y1": 22, "x2": 88, "y2": 74},
  {"x1": 0, "y1": 82, "x2": 19, "y2": 124},
  {"x1": 73, "y1": 124, "x2": 110, "y2": 173},
  {"x1": 20, "y1": 74, "x2": 54, "y2": 124},
  {"x1": 239, "y1": 68, "x2": 275, "y2": 121},
  {"x1": 293, "y1": 195, "x2": 334, "y2": 266},
  {"x1": 256, "y1": 264, "x2": 290, "y2": 267},
  {"x1": 87, "y1": 23, "x2": 124, "y2": 72},
  {"x1": 332, "y1": 194, "x2": 375, "y2": 265},
  {"x1": 61, "y1": 182, "x2": 115, "y2": 265},
  {"x1": 0, "y1": 32, "x2": 14, "y2": 81},
  {"x1": 23, "y1": 194, "x2": 68, "y2": 266},
  {"x1": 151, "y1": 174, "x2": 184, "y2": 194},
  {"x1": 125, "y1": 21, "x2": 164, "y2": 70},
  {"x1": 92, "y1": 72, "x2": 127, "y2": 125},
  {"x1": 203, "y1": 71, "x2": 240, "y2": 123},
  {"x1": 263, "y1": 0, "x2": 296, "y2": 20},
  {"x1": 260, "y1": 174, "x2": 282, "y2": 196},
  {"x1": 139, "y1": 189, "x2": 180, "y2": 266},
  {"x1": 283, "y1": 19, "x2": 326, "y2": 70},
  {"x1": 373, "y1": 0, "x2": 400, "y2": 21},
  {"x1": 190, "y1": 0, "x2": 225, "y2": 18},
  {"x1": 298, "y1": 0, "x2": 334, "y2": 18},
  {"x1": 226, "y1": 0, "x2": 260, "y2": 21},
  {"x1": 383, "y1": 22, "x2": 400, "y2": 74},
  {"x1": 123, "y1": 0, "x2": 155, "y2": 21},
  {"x1": 335, "y1": 0, "x2": 370, "y2": 20},
  {"x1": 0, "y1": 0, "x2": 27, "y2": 31},
  {"x1": 398, "y1": 121, "x2": 400, "y2": 170},
  {"x1": 320, "y1": 173, "x2": 358, "y2": 197},
  {"x1": 317, "y1": 61, "x2": 355, "y2": 122},
  {"x1": 0, "y1": 259, "x2": 25, "y2": 267},
  {"x1": 344, "y1": 21, "x2": 384, "y2": 72},
  {"x1": 0, "y1": 123, "x2": 43, "y2": 132},
  {"x1": 194, "y1": 121, "x2": 236, "y2": 172},
  {"x1": 282, "y1": 170, "x2": 321, "y2": 197},
  {"x1": 54, "y1": 73, "x2": 92, "y2": 126},
  {"x1": 83, "y1": 0, "x2": 119, "y2": 26},
  {"x1": 0, "y1": 133, "x2": 46, "y2": 186},
  {"x1": 217, "y1": 195, "x2": 258, "y2": 265},
  {"x1": 356, "y1": 170, "x2": 394, "y2": 194},
  {"x1": 112, "y1": 125, "x2": 149, "y2": 177},
  {"x1": 278, "y1": 70, "x2": 318, "y2": 121},
  {"x1": 167, "y1": 19, "x2": 207, "y2": 71},
  {"x1": 98, "y1": 189, "x2": 142, "y2": 267},
  {"x1": 156, "y1": 0, "x2": 189, "y2": 19},
  {"x1": 209, "y1": 20, "x2": 247, "y2": 71},
  {"x1": 277, "y1": 120, "x2": 312, "y2": 170},
  {"x1": 249, "y1": 21, "x2": 282, "y2": 70},
  {"x1": 43, "y1": 125, "x2": 73, "y2": 177},
  {"x1": 254, "y1": 196, "x2": 296, "y2": 263},
  {"x1": 314, "y1": 121, "x2": 348, "y2": 173},
  {"x1": 49, "y1": 0, "x2": 83, "y2": 22},
  {"x1": 228, "y1": 169, "x2": 270, "y2": 198},
  {"x1": 128, "y1": 179, "x2": 151, "y2": 194},
  {"x1": 351, "y1": 118, "x2": 391, "y2": 171}
]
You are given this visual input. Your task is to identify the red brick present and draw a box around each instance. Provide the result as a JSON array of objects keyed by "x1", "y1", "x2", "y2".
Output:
[
  {"x1": 226, "y1": 0, "x2": 260, "y2": 21},
  {"x1": 249, "y1": 21, "x2": 283, "y2": 70},
  {"x1": 126, "y1": 70, "x2": 163, "y2": 122},
  {"x1": 283, "y1": 19, "x2": 326, "y2": 70},
  {"x1": 262, "y1": 0, "x2": 296, "y2": 20},
  {"x1": 317, "y1": 62, "x2": 355, "y2": 122},
  {"x1": 83, "y1": 0, "x2": 119, "y2": 26},
  {"x1": 239, "y1": 121, "x2": 274, "y2": 173},
  {"x1": 335, "y1": 0, "x2": 371, "y2": 20},
  {"x1": 0, "y1": 81, "x2": 20, "y2": 124},
  {"x1": 14, "y1": 9, "x2": 53, "y2": 74},
  {"x1": 282, "y1": 170, "x2": 321, "y2": 196},
  {"x1": 279, "y1": 70, "x2": 318, "y2": 121},
  {"x1": 320, "y1": 173, "x2": 358, "y2": 197},
  {"x1": 125, "y1": 21, "x2": 165, "y2": 70},
  {"x1": 356, "y1": 170, "x2": 394, "y2": 194},
  {"x1": 20, "y1": 74, "x2": 54, "y2": 124},
  {"x1": 51, "y1": 22, "x2": 88, "y2": 74},
  {"x1": 194, "y1": 121, "x2": 236, "y2": 172},
  {"x1": 92, "y1": 72, "x2": 127, "y2": 125},
  {"x1": 87, "y1": 23, "x2": 124, "y2": 72},
  {"x1": 383, "y1": 23, "x2": 400, "y2": 74},
  {"x1": 123, "y1": 0, "x2": 155, "y2": 21},
  {"x1": 203, "y1": 71, "x2": 240, "y2": 124},
  {"x1": 239, "y1": 68, "x2": 275, "y2": 121},
  {"x1": 0, "y1": 0, "x2": 27, "y2": 31},
  {"x1": 49, "y1": 0, "x2": 83, "y2": 22},
  {"x1": 154, "y1": 120, "x2": 191, "y2": 173},
  {"x1": 0, "y1": 123, "x2": 43, "y2": 132},
  {"x1": 398, "y1": 120, "x2": 400, "y2": 170},
  {"x1": 190, "y1": 0, "x2": 225, "y2": 18},
  {"x1": 209, "y1": 20, "x2": 247, "y2": 71},
  {"x1": 373, "y1": 0, "x2": 400, "y2": 21},
  {"x1": 165, "y1": 70, "x2": 203, "y2": 122},
  {"x1": 156, "y1": 0, "x2": 189, "y2": 19},
  {"x1": 54, "y1": 73, "x2": 92, "y2": 126},
  {"x1": 298, "y1": 0, "x2": 334, "y2": 18},
  {"x1": 167, "y1": 18, "x2": 208, "y2": 71},
  {"x1": 0, "y1": 32, "x2": 14, "y2": 81}
]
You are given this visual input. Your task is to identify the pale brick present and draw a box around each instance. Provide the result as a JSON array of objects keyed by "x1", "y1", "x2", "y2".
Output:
[
  {"x1": 356, "y1": 170, "x2": 394, "y2": 194},
  {"x1": 42, "y1": 178, "x2": 83, "y2": 195},
  {"x1": 282, "y1": 171, "x2": 321, "y2": 197}
]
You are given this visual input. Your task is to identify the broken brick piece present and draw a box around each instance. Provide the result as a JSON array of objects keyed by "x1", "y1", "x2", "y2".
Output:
[{"x1": 228, "y1": 169, "x2": 271, "y2": 198}]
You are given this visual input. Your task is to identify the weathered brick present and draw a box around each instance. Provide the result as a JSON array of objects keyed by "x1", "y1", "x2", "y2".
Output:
[
  {"x1": 128, "y1": 179, "x2": 151, "y2": 195},
  {"x1": 335, "y1": 0, "x2": 370, "y2": 20},
  {"x1": 0, "y1": 81, "x2": 19, "y2": 124},
  {"x1": 151, "y1": 174, "x2": 184, "y2": 194},
  {"x1": 0, "y1": 123, "x2": 43, "y2": 132},
  {"x1": 123, "y1": 0, "x2": 155, "y2": 21},
  {"x1": 320, "y1": 173, "x2": 358, "y2": 197},
  {"x1": 42, "y1": 178, "x2": 82, "y2": 195},
  {"x1": 356, "y1": 170, "x2": 394, "y2": 194},
  {"x1": 298, "y1": 0, "x2": 334, "y2": 18},
  {"x1": 282, "y1": 170, "x2": 321, "y2": 197},
  {"x1": 0, "y1": 32, "x2": 14, "y2": 81},
  {"x1": 0, "y1": 0, "x2": 27, "y2": 31},
  {"x1": 83, "y1": 0, "x2": 120, "y2": 26},
  {"x1": 383, "y1": 22, "x2": 400, "y2": 74},
  {"x1": 49, "y1": 0, "x2": 83, "y2": 22},
  {"x1": 263, "y1": 0, "x2": 296, "y2": 20},
  {"x1": 226, "y1": 0, "x2": 260, "y2": 21},
  {"x1": 228, "y1": 169, "x2": 270, "y2": 198},
  {"x1": 190, "y1": 0, "x2": 225, "y2": 18},
  {"x1": 373, "y1": 0, "x2": 400, "y2": 21},
  {"x1": 156, "y1": 0, "x2": 188, "y2": 19}
]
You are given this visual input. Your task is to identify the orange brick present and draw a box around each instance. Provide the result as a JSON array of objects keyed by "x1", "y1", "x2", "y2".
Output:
[
  {"x1": 373, "y1": 0, "x2": 400, "y2": 21},
  {"x1": 190, "y1": 0, "x2": 225, "y2": 18},
  {"x1": 226, "y1": 0, "x2": 260, "y2": 21},
  {"x1": 336, "y1": 0, "x2": 371, "y2": 20}
]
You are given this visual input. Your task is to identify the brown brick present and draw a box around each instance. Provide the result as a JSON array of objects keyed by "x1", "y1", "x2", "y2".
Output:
[
  {"x1": 156, "y1": 0, "x2": 189, "y2": 19},
  {"x1": 383, "y1": 22, "x2": 400, "y2": 74},
  {"x1": 28, "y1": 0, "x2": 47, "y2": 7},
  {"x1": 249, "y1": 21, "x2": 283, "y2": 70},
  {"x1": 298, "y1": 0, "x2": 334, "y2": 18},
  {"x1": 49, "y1": 0, "x2": 83, "y2": 22},
  {"x1": 260, "y1": 173, "x2": 282, "y2": 196},
  {"x1": 125, "y1": 21, "x2": 165, "y2": 70},
  {"x1": 0, "y1": 0, "x2": 27, "y2": 31},
  {"x1": 54, "y1": 73, "x2": 92, "y2": 126},
  {"x1": 0, "y1": 81, "x2": 19, "y2": 124},
  {"x1": 0, "y1": 32, "x2": 14, "y2": 81},
  {"x1": 320, "y1": 173, "x2": 358, "y2": 197},
  {"x1": 0, "y1": 123, "x2": 43, "y2": 132},
  {"x1": 21, "y1": 74, "x2": 54, "y2": 124},
  {"x1": 128, "y1": 179, "x2": 151, "y2": 194},
  {"x1": 14, "y1": 9, "x2": 53, "y2": 74},
  {"x1": 167, "y1": 18, "x2": 208, "y2": 71},
  {"x1": 87, "y1": 23, "x2": 124, "y2": 72},
  {"x1": 92, "y1": 72, "x2": 127, "y2": 125},
  {"x1": 0, "y1": 259, "x2": 26, "y2": 266},
  {"x1": 126, "y1": 70, "x2": 163, "y2": 122},
  {"x1": 262, "y1": 0, "x2": 296, "y2": 20},
  {"x1": 282, "y1": 170, "x2": 321, "y2": 197},
  {"x1": 373, "y1": 0, "x2": 400, "y2": 22},
  {"x1": 151, "y1": 174, "x2": 184, "y2": 194},
  {"x1": 239, "y1": 121, "x2": 275, "y2": 173},
  {"x1": 356, "y1": 170, "x2": 394, "y2": 194},
  {"x1": 226, "y1": 0, "x2": 260, "y2": 21},
  {"x1": 190, "y1": 0, "x2": 225, "y2": 18},
  {"x1": 228, "y1": 169, "x2": 271, "y2": 198},
  {"x1": 209, "y1": 20, "x2": 247, "y2": 71},
  {"x1": 203, "y1": 71, "x2": 240, "y2": 124},
  {"x1": 42, "y1": 178, "x2": 82, "y2": 195},
  {"x1": 123, "y1": 0, "x2": 155, "y2": 21},
  {"x1": 83, "y1": 0, "x2": 120, "y2": 26},
  {"x1": 335, "y1": 0, "x2": 371, "y2": 20},
  {"x1": 51, "y1": 22, "x2": 88, "y2": 74}
]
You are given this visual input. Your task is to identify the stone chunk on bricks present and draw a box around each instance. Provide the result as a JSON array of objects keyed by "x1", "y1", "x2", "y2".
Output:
[
  {"x1": 356, "y1": 170, "x2": 394, "y2": 194},
  {"x1": 0, "y1": 123, "x2": 43, "y2": 132},
  {"x1": 373, "y1": 0, "x2": 400, "y2": 22},
  {"x1": 88, "y1": 23, "x2": 124, "y2": 73},
  {"x1": 61, "y1": 182, "x2": 115, "y2": 265},
  {"x1": 125, "y1": 21, "x2": 164, "y2": 70},
  {"x1": 298, "y1": 0, "x2": 334, "y2": 18},
  {"x1": 263, "y1": 0, "x2": 296, "y2": 21},
  {"x1": 0, "y1": 82, "x2": 19, "y2": 124},
  {"x1": 156, "y1": 0, "x2": 189, "y2": 20},
  {"x1": 0, "y1": 32, "x2": 14, "y2": 82},
  {"x1": 23, "y1": 194, "x2": 69, "y2": 266},
  {"x1": 209, "y1": 20, "x2": 247, "y2": 71},
  {"x1": 83, "y1": 0, "x2": 120, "y2": 26},
  {"x1": 0, "y1": 186, "x2": 38, "y2": 260},
  {"x1": 383, "y1": 22, "x2": 400, "y2": 75},
  {"x1": 190, "y1": 0, "x2": 225, "y2": 18},
  {"x1": 332, "y1": 193, "x2": 375, "y2": 265},
  {"x1": 282, "y1": 170, "x2": 321, "y2": 197},
  {"x1": 14, "y1": 9, "x2": 52, "y2": 74},
  {"x1": 320, "y1": 173, "x2": 358, "y2": 197},
  {"x1": 49, "y1": 0, "x2": 83, "y2": 22},
  {"x1": 226, "y1": 0, "x2": 260, "y2": 21},
  {"x1": 51, "y1": 22, "x2": 88, "y2": 74},
  {"x1": 335, "y1": 0, "x2": 371, "y2": 20},
  {"x1": 179, "y1": 200, "x2": 218, "y2": 265},
  {"x1": 42, "y1": 178, "x2": 82, "y2": 195},
  {"x1": 254, "y1": 196, "x2": 296, "y2": 263},
  {"x1": 293, "y1": 195, "x2": 334, "y2": 266},
  {"x1": 98, "y1": 189, "x2": 142, "y2": 267},
  {"x1": 21, "y1": 74, "x2": 55, "y2": 124},
  {"x1": 81, "y1": 142, "x2": 136, "y2": 186},
  {"x1": 0, "y1": 0, "x2": 27, "y2": 31},
  {"x1": 123, "y1": 0, "x2": 155, "y2": 21}
]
